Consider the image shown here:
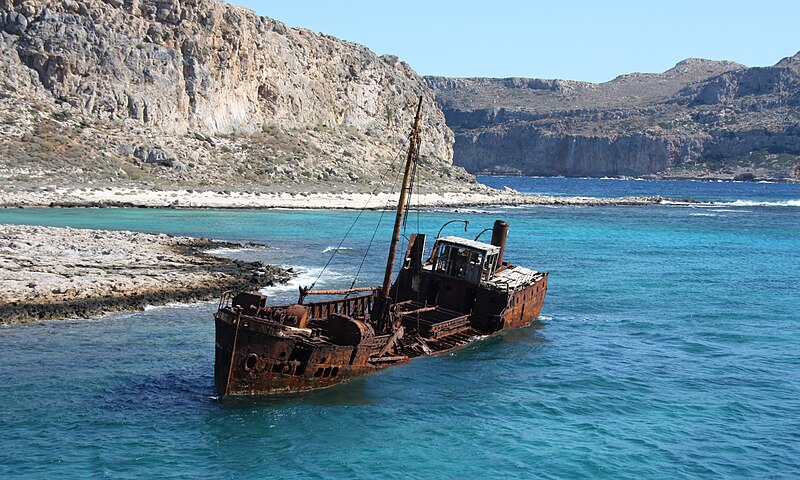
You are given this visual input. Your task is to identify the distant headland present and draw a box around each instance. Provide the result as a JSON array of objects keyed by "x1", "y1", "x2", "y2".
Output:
[{"x1": 428, "y1": 54, "x2": 800, "y2": 182}]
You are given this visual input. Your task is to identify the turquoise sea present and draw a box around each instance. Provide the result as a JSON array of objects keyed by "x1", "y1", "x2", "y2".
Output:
[{"x1": 1, "y1": 177, "x2": 799, "y2": 479}]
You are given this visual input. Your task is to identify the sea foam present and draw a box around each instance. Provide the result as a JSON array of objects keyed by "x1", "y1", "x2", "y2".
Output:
[{"x1": 718, "y1": 199, "x2": 800, "y2": 207}]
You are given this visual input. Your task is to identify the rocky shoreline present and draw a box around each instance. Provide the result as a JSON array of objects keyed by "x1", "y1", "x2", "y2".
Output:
[
  {"x1": 0, "y1": 186, "x2": 669, "y2": 209},
  {"x1": 0, "y1": 225, "x2": 291, "y2": 324}
]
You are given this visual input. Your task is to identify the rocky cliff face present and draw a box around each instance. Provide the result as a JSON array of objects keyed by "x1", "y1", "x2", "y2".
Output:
[
  {"x1": 428, "y1": 55, "x2": 800, "y2": 180},
  {"x1": 0, "y1": 0, "x2": 469, "y2": 191}
]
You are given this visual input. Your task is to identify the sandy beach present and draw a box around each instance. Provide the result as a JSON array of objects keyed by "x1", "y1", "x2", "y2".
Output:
[
  {"x1": 0, "y1": 186, "x2": 667, "y2": 209},
  {"x1": 0, "y1": 225, "x2": 289, "y2": 324}
]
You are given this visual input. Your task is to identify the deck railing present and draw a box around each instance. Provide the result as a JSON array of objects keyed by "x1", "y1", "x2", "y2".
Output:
[{"x1": 306, "y1": 292, "x2": 378, "y2": 320}]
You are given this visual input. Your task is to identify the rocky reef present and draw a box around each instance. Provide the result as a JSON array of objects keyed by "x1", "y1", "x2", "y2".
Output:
[
  {"x1": 428, "y1": 54, "x2": 800, "y2": 181},
  {"x1": 0, "y1": 0, "x2": 471, "y2": 193},
  {"x1": 0, "y1": 224, "x2": 291, "y2": 323}
]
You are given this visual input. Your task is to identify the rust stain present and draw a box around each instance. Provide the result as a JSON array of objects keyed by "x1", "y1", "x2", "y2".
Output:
[{"x1": 214, "y1": 220, "x2": 548, "y2": 397}]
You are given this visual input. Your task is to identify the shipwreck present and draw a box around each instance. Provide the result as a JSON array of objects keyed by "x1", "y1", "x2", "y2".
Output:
[{"x1": 214, "y1": 98, "x2": 549, "y2": 396}]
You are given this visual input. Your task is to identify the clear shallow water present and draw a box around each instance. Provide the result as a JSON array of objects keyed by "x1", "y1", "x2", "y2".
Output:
[
  {"x1": 1, "y1": 178, "x2": 800, "y2": 479},
  {"x1": 478, "y1": 175, "x2": 800, "y2": 204}
]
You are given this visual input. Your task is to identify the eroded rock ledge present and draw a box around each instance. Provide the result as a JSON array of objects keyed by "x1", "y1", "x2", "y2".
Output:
[{"x1": 0, "y1": 225, "x2": 290, "y2": 323}]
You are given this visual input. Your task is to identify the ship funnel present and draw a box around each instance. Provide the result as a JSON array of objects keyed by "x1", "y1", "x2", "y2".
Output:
[{"x1": 490, "y1": 220, "x2": 509, "y2": 267}]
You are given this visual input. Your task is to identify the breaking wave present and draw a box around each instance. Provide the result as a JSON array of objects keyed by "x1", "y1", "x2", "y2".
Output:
[
  {"x1": 259, "y1": 265, "x2": 350, "y2": 301},
  {"x1": 664, "y1": 199, "x2": 800, "y2": 208},
  {"x1": 204, "y1": 244, "x2": 270, "y2": 255},
  {"x1": 322, "y1": 246, "x2": 357, "y2": 254},
  {"x1": 427, "y1": 208, "x2": 505, "y2": 215},
  {"x1": 143, "y1": 301, "x2": 202, "y2": 312},
  {"x1": 717, "y1": 199, "x2": 800, "y2": 207},
  {"x1": 204, "y1": 246, "x2": 250, "y2": 255}
]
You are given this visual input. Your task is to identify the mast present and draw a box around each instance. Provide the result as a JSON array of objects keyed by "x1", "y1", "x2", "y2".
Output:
[{"x1": 381, "y1": 96, "x2": 423, "y2": 310}]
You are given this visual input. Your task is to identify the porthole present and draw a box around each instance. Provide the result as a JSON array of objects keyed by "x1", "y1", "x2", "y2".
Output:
[
  {"x1": 314, "y1": 368, "x2": 324, "y2": 377},
  {"x1": 243, "y1": 353, "x2": 259, "y2": 372},
  {"x1": 331, "y1": 367, "x2": 339, "y2": 378}
]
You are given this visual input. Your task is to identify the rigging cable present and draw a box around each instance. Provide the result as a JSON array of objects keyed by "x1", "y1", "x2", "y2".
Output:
[
  {"x1": 393, "y1": 125, "x2": 421, "y2": 308},
  {"x1": 309, "y1": 135, "x2": 407, "y2": 291},
  {"x1": 349, "y1": 114, "x2": 422, "y2": 290},
  {"x1": 348, "y1": 156, "x2": 405, "y2": 290},
  {"x1": 415, "y1": 145, "x2": 420, "y2": 235}
]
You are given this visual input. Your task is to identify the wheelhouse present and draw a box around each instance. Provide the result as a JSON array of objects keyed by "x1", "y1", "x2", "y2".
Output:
[{"x1": 431, "y1": 236, "x2": 501, "y2": 284}]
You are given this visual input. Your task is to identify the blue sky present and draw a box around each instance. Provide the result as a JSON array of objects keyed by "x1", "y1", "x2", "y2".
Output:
[{"x1": 232, "y1": 1, "x2": 800, "y2": 83}]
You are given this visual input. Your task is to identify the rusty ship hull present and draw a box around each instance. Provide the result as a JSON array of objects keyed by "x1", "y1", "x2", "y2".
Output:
[{"x1": 214, "y1": 223, "x2": 548, "y2": 397}]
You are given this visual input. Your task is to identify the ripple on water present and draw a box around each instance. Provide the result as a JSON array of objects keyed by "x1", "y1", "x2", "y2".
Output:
[{"x1": 1, "y1": 191, "x2": 800, "y2": 478}]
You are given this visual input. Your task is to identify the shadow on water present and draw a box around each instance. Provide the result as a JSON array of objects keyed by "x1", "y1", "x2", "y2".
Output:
[
  {"x1": 218, "y1": 322, "x2": 550, "y2": 408},
  {"x1": 98, "y1": 321, "x2": 549, "y2": 415},
  {"x1": 100, "y1": 364, "x2": 215, "y2": 413},
  {"x1": 103, "y1": 363, "x2": 381, "y2": 411},
  {"x1": 218, "y1": 375, "x2": 378, "y2": 409},
  {"x1": 440, "y1": 321, "x2": 548, "y2": 362}
]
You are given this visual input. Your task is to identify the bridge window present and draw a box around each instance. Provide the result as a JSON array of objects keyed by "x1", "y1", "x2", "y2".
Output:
[
  {"x1": 483, "y1": 253, "x2": 498, "y2": 280},
  {"x1": 434, "y1": 243, "x2": 485, "y2": 284}
]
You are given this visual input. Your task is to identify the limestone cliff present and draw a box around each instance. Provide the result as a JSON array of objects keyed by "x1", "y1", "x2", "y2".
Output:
[
  {"x1": 428, "y1": 55, "x2": 800, "y2": 180},
  {"x1": 0, "y1": 0, "x2": 470, "y2": 192}
]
